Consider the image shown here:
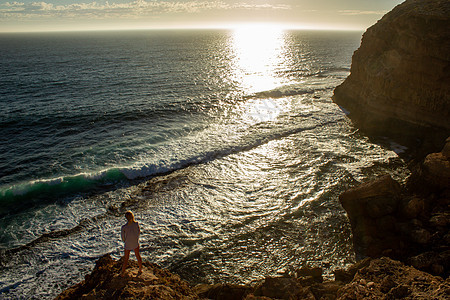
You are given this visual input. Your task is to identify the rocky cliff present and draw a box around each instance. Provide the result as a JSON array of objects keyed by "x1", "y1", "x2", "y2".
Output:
[
  {"x1": 333, "y1": 0, "x2": 450, "y2": 153},
  {"x1": 339, "y1": 138, "x2": 450, "y2": 278}
]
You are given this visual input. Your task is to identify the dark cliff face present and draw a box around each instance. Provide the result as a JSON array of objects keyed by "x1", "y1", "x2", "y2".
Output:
[{"x1": 333, "y1": 0, "x2": 450, "y2": 153}]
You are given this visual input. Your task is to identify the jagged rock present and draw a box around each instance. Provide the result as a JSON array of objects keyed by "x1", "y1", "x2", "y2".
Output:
[
  {"x1": 55, "y1": 254, "x2": 198, "y2": 300},
  {"x1": 332, "y1": 0, "x2": 450, "y2": 153},
  {"x1": 334, "y1": 258, "x2": 371, "y2": 284},
  {"x1": 252, "y1": 276, "x2": 310, "y2": 299},
  {"x1": 407, "y1": 250, "x2": 450, "y2": 277},
  {"x1": 339, "y1": 175, "x2": 401, "y2": 255},
  {"x1": 337, "y1": 257, "x2": 450, "y2": 299},
  {"x1": 338, "y1": 134, "x2": 450, "y2": 263},
  {"x1": 296, "y1": 266, "x2": 323, "y2": 283},
  {"x1": 193, "y1": 283, "x2": 252, "y2": 300},
  {"x1": 309, "y1": 282, "x2": 344, "y2": 300},
  {"x1": 340, "y1": 175, "x2": 401, "y2": 219}
]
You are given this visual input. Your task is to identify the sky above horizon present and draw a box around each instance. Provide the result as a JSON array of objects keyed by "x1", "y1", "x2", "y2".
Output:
[{"x1": 0, "y1": 0, "x2": 404, "y2": 32}]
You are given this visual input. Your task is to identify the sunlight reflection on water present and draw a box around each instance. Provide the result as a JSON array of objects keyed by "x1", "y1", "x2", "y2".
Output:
[
  {"x1": 230, "y1": 27, "x2": 287, "y2": 93},
  {"x1": 0, "y1": 30, "x2": 411, "y2": 299}
]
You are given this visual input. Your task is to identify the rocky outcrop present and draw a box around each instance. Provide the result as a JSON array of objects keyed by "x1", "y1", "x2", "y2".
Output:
[
  {"x1": 339, "y1": 138, "x2": 450, "y2": 278},
  {"x1": 339, "y1": 175, "x2": 403, "y2": 257},
  {"x1": 55, "y1": 254, "x2": 198, "y2": 299},
  {"x1": 337, "y1": 257, "x2": 450, "y2": 300},
  {"x1": 333, "y1": 0, "x2": 450, "y2": 153},
  {"x1": 56, "y1": 254, "x2": 450, "y2": 300}
]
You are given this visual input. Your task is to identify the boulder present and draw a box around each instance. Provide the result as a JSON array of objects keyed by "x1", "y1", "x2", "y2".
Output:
[
  {"x1": 340, "y1": 175, "x2": 401, "y2": 219},
  {"x1": 421, "y1": 152, "x2": 450, "y2": 190},
  {"x1": 399, "y1": 197, "x2": 426, "y2": 219},
  {"x1": 194, "y1": 283, "x2": 252, "y2": 300},
  {"x1": 407, "y1": 250, "x2": 450, "y2": 277},
  {"x1": 296, "y1": 266, "x2": 323, "y2": 283},
  {"x1": 252, "y1": 276, "x2": 308, "y2": 299},
  {"x1": 339, "y1": 175, "x2": 401, "y2": 255}
]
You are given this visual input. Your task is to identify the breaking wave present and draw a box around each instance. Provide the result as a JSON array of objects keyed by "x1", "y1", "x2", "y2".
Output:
[{"x1": 0, "y1": 118, "x2": 340, "y2": 216}]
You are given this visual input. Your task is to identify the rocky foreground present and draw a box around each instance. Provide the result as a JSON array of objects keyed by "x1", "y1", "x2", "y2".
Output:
[{"x1": 55, "y1": 254, "x2": 450, "y2": 300}]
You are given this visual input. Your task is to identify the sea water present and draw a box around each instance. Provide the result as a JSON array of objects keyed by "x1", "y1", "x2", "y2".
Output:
[{"x1": 0, "y1": 29, "x2": 408, "y2": 298}]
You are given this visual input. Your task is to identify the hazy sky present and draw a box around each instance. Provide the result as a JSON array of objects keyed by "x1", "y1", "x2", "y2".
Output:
[{"x1": 0, "y1": 0, "x2": 404, "y2": 32}]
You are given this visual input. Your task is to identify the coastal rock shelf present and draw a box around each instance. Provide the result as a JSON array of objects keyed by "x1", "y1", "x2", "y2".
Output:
[
  {"x1": 333, "y1": 0, "x2": 450, "y2": 151},
  {"x1": 56, "y1": 254, "x2": 450, "y2": 299}
]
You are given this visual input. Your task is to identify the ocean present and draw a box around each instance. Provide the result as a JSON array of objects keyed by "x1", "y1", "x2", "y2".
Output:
[{"x1": 0, "y1": 29, "x2": 409, "y2": 298}]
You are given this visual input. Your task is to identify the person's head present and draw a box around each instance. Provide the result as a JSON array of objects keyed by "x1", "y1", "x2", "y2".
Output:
[{"x1": 125, "y1": 211, "x2": 135, "y2": 222}]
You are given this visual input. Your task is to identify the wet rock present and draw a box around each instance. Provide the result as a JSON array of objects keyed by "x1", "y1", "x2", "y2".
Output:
[{"x1": 340, "y1": 175, "x2": 401, "y2": 219}]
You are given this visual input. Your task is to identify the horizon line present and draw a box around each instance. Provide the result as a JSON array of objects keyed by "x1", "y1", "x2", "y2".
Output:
[{"x1": 0, "y1": 23, "x2": 366, "y2": 34}]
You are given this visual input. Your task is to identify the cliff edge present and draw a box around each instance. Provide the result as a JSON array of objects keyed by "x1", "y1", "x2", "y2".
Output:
[{"x1": 333, "y1": 0, "x2": 450, "y2": 153}]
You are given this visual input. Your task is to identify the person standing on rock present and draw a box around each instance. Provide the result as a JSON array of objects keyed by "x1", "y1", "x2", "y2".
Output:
[{"x1": 121, "y1": 210, "x2": 143, "y2": 276}]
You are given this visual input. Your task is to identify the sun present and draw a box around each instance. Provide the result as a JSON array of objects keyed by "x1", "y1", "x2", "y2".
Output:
[{"x1": 229, "y1": 23, "x2": 287, "y2": 93}]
